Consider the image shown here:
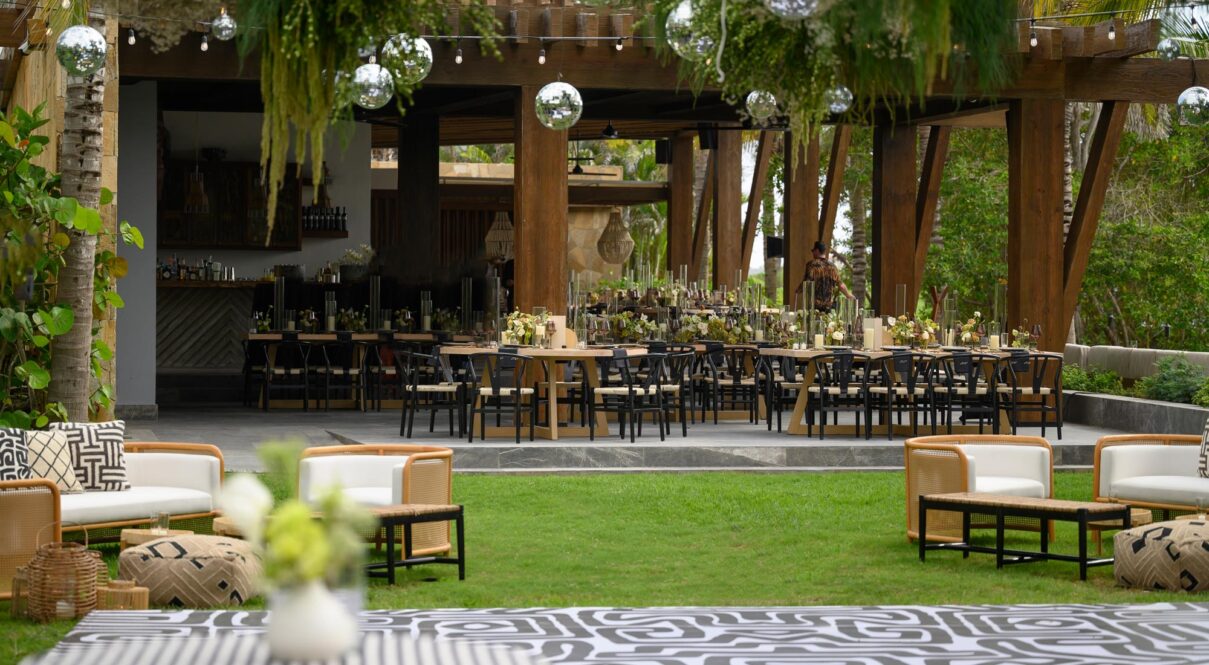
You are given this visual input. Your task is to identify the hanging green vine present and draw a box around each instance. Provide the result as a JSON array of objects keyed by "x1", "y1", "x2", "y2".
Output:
[
  {"x1": 237, "y1": 0, "x2": 499, "y2": 242},
  {"x1": 652, "y1": 0, "x2": 1020, "y2": 139}
]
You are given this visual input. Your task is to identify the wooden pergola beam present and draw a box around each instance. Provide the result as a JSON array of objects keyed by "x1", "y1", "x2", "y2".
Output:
[
  {"x1": 688, "y1": 151, "x2": 714, "y2": 282},
  {"x1": 713, "y1": 130, "x2": 742, "y2": 289},
  {"x1": 819, "y1": 124, "x2": 852, "y2": 248},
  {"x1": 783, "y1": 132, "x2": 820, "y2": 308},
  {"x1": 871, "y1": 126, "x2": 917, "y2": 316},
  {"x1": 1063, "y1": 100, "x2": 1127, "y2": 335},
  {"x1": 666, "y1": 132, "x2": 695, "y2": 276},
  {"x1": 912, "y1": 125, "x2": 950, "y2": 300},
  {"x1": 739, "y1": 131, "x2": 774, "y2": 278}
]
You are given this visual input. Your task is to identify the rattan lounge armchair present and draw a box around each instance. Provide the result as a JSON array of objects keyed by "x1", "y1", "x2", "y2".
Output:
[
  {"x1": 1093, "y1": 434, "x2": 1206, "y2": 513},
  {"x1": 904, "y1": 434, "x2": 1053, "y2": 542},
  {"x1": 298, "y1": 444, "x2": 454, "y2": 556}
]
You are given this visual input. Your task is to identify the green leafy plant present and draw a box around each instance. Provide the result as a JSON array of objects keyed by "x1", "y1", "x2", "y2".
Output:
[
  {"x1": 0, "y1": 105, "x2": 141, "y2": 427},
  {"x1": 1192, "y1": 378, "x2": 1209, "y2": 409},
  {"x1": 1135, "y1": 356, "x2": 1206, "y2": 404},
  {"x1": 1061, "y1": 365, "x2": 1127, "y2": 396}
]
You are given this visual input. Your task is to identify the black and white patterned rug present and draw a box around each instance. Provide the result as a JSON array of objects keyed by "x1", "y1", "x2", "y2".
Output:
[{"x1": 53, "y1": 604, "x2": 1209, "y2": 664}]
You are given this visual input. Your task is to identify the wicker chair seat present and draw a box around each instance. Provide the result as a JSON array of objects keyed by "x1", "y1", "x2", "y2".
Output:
[
  {"x1": 996, "y1": 386, "x2": 1052, "y2": 395},
  {"x1": 314, "y1": 367, "x2": 361, "y2": 375},
  {"x1": 405, "y1": 383, "x2": 459, "y2": 393},
  {"x1": 934, "y1": 385, "x2": 988, "y2": 395},
  {"x1": 596, "y1": 385, "x2": 660, "y2": 396},
  {"x1": 870, "y1": 385, "x2": 928, "y2": 396},
  {"x1": 270, "y1": 368, "x2": 304, "y2": 375},
  {"x1": 477, "y1": 386, "x2": 534, "y2": 396},
  {"x1": 807, "y1": 385, "x2": 864, "y2": 395}
]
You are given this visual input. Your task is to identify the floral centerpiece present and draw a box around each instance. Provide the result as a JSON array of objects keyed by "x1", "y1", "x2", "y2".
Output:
[
  {"x1": 219, "y1": 443, "x2": 373, "y2": 661},
  {"x1": 504, "y1": 310, "x2": 548, "y2": 345},
  {"x1": 298, "y1": 308, "x2": 318, "y2": 333},
  {"x1": 337, "y1": 306, "x2": 367, "y2": 332},
  {"x1": 254, "y1": 308, "x2": 273, "y2": 333},
  {"x1": 672, "y1": 314, "x2": 738, "y2": 344},
  {"x1": 823, "y1": 311, "x2": 847, "y2": 345},
  {"x1": 917, "y1": 318, "x2": 939, "y2": 347},
  {"x1": 960, "y1": 311, "x2": 985, "y2": 347},
  {"x1": 887, "y1": 315, "x2": 914, "y2": 346},
  {"x1": 433, "y1": 307, "x2": 460, "y2": 332},
  {"x1": 394, "y1": 308, "x2": 413, "y2": 331},
  {"x1": 608, "y1": 311, "x2": 659, "y2": 343},
  {"x1": 1009, "y1": 327, "x2": 1032, "y2": 348}
]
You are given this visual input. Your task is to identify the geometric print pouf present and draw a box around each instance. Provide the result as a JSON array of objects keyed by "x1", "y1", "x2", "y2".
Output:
[
  {"x1": 1114, "y1": 520, "x2": 1209, "y2": 592},
  {"x1": 119, "y1": 535, "x2": 262, "y2": 608}
]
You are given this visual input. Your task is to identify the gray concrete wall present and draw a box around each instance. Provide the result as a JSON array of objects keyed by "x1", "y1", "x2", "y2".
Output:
[
  {"x1": 1065, "y1": 392, "x2": 1208, "y2": 435},
  {"x1": 116, "y1": 81, "x2": 158, "y2": 418}
]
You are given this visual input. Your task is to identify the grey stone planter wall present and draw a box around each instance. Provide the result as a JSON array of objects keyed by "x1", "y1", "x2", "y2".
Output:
[{"x1": 1065, "y1": 392, "x2": 1208, "y2": 435}]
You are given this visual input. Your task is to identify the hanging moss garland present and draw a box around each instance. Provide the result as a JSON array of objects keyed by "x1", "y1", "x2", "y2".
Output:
[
  {"x1": 237, "y1": 0, "x2": 498, "y2": 243},
  {"x1": 654, "y1": 0, "x2": 1020, "y2": 140}
]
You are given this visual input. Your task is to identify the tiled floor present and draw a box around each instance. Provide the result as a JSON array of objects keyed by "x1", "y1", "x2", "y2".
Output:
[{"x1": 126, "y1": 406, "x2": 1124, "y2": 472}]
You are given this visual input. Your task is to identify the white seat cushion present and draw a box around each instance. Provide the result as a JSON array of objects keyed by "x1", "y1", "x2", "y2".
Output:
[
  {"x1": 60, "y1": 487, "x2": 212, "y2": 525},
  {"x1": 340, "y1": 486, "x2": 394, "y2": 507},
  {"x1": 996, "y1": 386, "x2": 1052, "y2": 395},
  {"x1": 659, "y1": 384, "x2": 682, "y2": 393},
  {"x1": 1110, "y1": 476, "x2": 1209, "y2": 506},
  {"x1": 807, "y1": 386, "x2": 863, "y2": 395},
  {"x1": 596, "y1": 386, "x2": 660, "y2": 396},
  {"x1": 271, "y1": 368, "x2": 304, "y2": 375},
  {"x1": 974, "y1": 476, "x2": 1046, "y2": 497},
  {"x1": 315, "y1": 367, "x2": 361, "y2": 375}
]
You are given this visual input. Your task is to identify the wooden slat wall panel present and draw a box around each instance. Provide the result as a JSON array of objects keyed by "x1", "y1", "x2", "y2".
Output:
[
  {"x1": 371, "y1": 189, "x2": 401, "y2": 249},
  {"x1": 156, "y1": 288, "x2": 253, "y2": 371},
  {"x1": 440, "y1": 210, "x2": 494, "y2": 266}
]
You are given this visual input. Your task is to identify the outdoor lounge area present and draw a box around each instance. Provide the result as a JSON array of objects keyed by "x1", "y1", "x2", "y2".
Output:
[{"x1": 6, "y1": 0, "x2": 1209, "y2": 663}]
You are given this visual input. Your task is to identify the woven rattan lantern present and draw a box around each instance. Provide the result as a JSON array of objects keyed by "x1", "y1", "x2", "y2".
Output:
[
  {"x1": 484, "y1": 211, "x2": 514, "y2": 264},
  {"x1": 97, "y1": 580, "x2": 150, "y2": 610},
  {"x1": 596, "y1": 209, "x2": 634, "y2": 265}
]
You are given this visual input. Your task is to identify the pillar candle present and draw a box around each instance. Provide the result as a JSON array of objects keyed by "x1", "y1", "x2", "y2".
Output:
[
  {"x1": 422, "y1": 315, "x2": 431, "y2": 331},
  {"x1": 863, "y1": 327, "x2": 875, "y2": 350},
  {"x1": 814, "y1": 333, "x2": 825, "y2": 349},
  {"x1": 755, "y1": 330, "x2": 764, "y2": 342},
  {"x1": 326, "y1": 315, "x2": 336, "y2": 332},
  {"x1": 989, "y1": 334, "x2": 1001, "y2": 350}
]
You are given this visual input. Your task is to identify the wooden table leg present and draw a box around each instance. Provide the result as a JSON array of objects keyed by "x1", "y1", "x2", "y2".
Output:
[{"x1": 786, "y1": 362, "x2": 816, "y2": 435}]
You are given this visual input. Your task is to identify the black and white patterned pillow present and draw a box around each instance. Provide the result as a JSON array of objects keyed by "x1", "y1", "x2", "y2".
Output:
[
  {"x1": 49, "y1": 420, "x2": 129, "y2": 491},
  {"x1": 1200, "y1": 417, "x2": 1209, "y2": 478},
  {"x1": 0, "y1": 428, "x2": 31, "y2": 481},
  {"x1": 25, "y1": 430, "x2": 82, "y2": 493}
]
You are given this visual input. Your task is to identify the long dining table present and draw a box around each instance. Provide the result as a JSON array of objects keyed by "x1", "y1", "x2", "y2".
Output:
[
  {"x1": 439, "y1": 345, "x2": 648, "y2": 441},
  {"x1": 757, "y1": 347, "x2": 1056, "y2": 436}
]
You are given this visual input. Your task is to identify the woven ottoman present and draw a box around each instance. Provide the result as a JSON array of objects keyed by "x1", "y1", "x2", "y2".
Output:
[
  {"x1": 118, "y1": 534, "x2": 261, "y2": 607},
  {"x1": 1115, "y1": 519, "x2": 1209, "y2": 592}
]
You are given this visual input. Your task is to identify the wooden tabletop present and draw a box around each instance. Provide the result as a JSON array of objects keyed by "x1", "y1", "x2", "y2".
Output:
[
  {"x1": 438, "y1": 346, "x2": 647, "y2": 359},
  {"x1": 759, "y1": 347, "x2": 1061, "y2": 360},
  {"x1": 246, "y1": 332, "x2": 475, "y2": 342}
]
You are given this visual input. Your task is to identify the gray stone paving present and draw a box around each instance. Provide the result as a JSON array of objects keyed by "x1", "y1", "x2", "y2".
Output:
[{"x1": 126, "y1": 406, "x2": 1125, "y2": 472}]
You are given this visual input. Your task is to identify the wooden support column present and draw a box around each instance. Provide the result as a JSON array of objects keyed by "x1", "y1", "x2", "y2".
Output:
[
  {"x1": 913, "y1": 125, "x2": 951, "y2": 298},
  {"x1": 712, "y1": 129, "x2": 742, "y2": 290},
  {"x1": 666, "y1": 132, "x2": 695, "y2": 278},
  {"x1": 514, "y1": 85, "x2": 569, "y2": 314},
  {"x1": 871, "y1": 125, "x2": 917, "y2": 316},
  {"x1": 739, "y1": 131, "x2": 774, "y2": 278},
  {"x1": 1064, "y1": 100, "x2": 1127, "y2": 337},
  {"x1": 688, "y1": 152, "x2": 714, "y2": 282},
  {"x1": 783, "y1": 131, "x2": 820, "y2": 307},
  {"x1": 819, "y1": 125, "x2": 852, "y2": 248},
  {"x1": 1007, "y1": 99, "x2": 1065, "y2": 351},
  {"x1": 397, "y1": 114, "x2": 441, "y2": 282}
]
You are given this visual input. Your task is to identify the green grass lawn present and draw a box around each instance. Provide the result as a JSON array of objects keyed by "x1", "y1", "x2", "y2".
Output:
[{"x1": 0, "y1": 470, "x2": 1187, "y2": 664}]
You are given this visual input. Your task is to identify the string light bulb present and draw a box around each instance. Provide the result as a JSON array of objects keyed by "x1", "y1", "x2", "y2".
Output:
[
  {"x1": 200, "y1": 34, "x2": 209, "y2": 52},
  {"x1": 538, "y1": 47, "x2": 546, "y2": 65},
  {"x1": 60, "y1": 0, "x2": 69, "y2": 8},
  {"x1": 1108, "y1": 21, "x2": 1116, "y2": 41},
  {"x1": 127, "y1": 29, "x2": 136, "y2": 46},
  {"x1": 1029, "y1": 20, "x2": 1038, "y2": 48},
  {"x1": 615, "y1": 38, "x2": 623, "y2": 51},
  {"x1": 454, "y1": 46, "x2": 463, "y2": 64}
]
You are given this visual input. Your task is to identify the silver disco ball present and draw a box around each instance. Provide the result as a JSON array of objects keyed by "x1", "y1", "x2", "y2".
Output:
[
  {"x1": 212, "y1": 10, "x2": 237, "y2": 41},
  {"x1": 665, "y1": 0, "x2": 715, "y2": 62},
  {"x1": 56, "y1": 24, "x2": 107, "y2": 77},
  {"x1": 762, "y1": 0, "x2": 818, "y2": 21},
  {"x1": 745, "y1": 90, "x2": 778, "y2": 124},
  {"x1": 1157, "y1": 37, "x2": 1180, "y2": 62},
  {"x1": 352, "y1": 62, "x2": 394, "y2": 110},
  {"x1": 381, "y1": 34, "x2": 433, "y2": 86},
  {"x1": 1177, "y1": 85, "x2": 1209, "y2": 126},
  {"x1": 534, "y1": 81, "x2": 583, "y2": 130},
  {"x1": 823, "y1": 84, "x2": 853, "y2": 114}
]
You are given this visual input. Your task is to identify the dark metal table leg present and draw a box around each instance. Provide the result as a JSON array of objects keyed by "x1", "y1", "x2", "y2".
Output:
[
  {"x1": 995, "y1": 509, "x2": 1005, "y2": 569},
  {"x1": 385, "y1": 519, "x2": 397, "y2": 585},
  {"x1": 1078, "y1": 509, "x2": 1088, "y2": 581},
  {"x1": 962, "y1": 511, "x2": 971, "y2": 559},
  {"x1": 456, "y1": 510, "x2": 466, "y2": 580},
  {"x1": 918, "y1": 497, "x2": 928, "y2": 562},
  {"x1": 1040, "y1": 518, "x2": 1049, "y2": 554},
  {"x1": 403, "y1": 522, "x2": 414, "y2": 570}
]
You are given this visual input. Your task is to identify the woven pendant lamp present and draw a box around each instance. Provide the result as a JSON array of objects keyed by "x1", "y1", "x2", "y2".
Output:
[
  {"x1": 484, "y1": 211, "x2": 515, "y2": 264},
  {"x1": 596, "y1": 209, "x2": 634, "y2": 264}
]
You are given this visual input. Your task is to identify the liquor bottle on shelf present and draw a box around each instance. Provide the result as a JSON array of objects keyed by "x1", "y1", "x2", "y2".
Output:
[{"x1": 340, "y1": 207, "x2": 347, "y2": 231}]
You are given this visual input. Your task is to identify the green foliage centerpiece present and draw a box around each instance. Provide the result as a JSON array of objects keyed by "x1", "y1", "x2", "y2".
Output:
[
  {"x1": 608, "y1": 311, "x2": 659, "y2": 343},
  {"x1": 504, "y1": 310, "x2": 548, "y2": 346}
]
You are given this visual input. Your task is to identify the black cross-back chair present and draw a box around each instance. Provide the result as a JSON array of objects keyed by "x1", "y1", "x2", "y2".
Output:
[
  {"x1": 932, "y1": 351, "x2": 999, "y2": 434},
  {"x1": 261, "y1": 334, "x2": 310, "y2": 411},
  {"x1": 398, "y1": 348, "x2": 464, "y2": 438},
  {"x1": 467, "y1": 350, "x2": 536, "y2": 444},
  {"x1": 658, "y1": 350, "x2": 694, "y2": 437},
  {"x1": 807, "y1": 350, "x2": 871, "y2": 439},
  {"x1": 763, "y1": 355, "x2": 807, "y2": 433},
  {"x1": 312, "y1": 334, "x2": 366, "y2": 411},
  {"x1": 868, "y1": 351, "x2": 936, "y2": 440},
  {"x1": 590, "y1": 350, "x2": 669, "y2": 442},
  {"x1": 997, "y1": 350, "x2": 1063, "y2": 439}
]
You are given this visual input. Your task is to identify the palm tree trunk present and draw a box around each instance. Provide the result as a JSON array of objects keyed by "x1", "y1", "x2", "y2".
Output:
[{"x1": 49, "y1": 20, "x2": 106, "y2": 422}]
